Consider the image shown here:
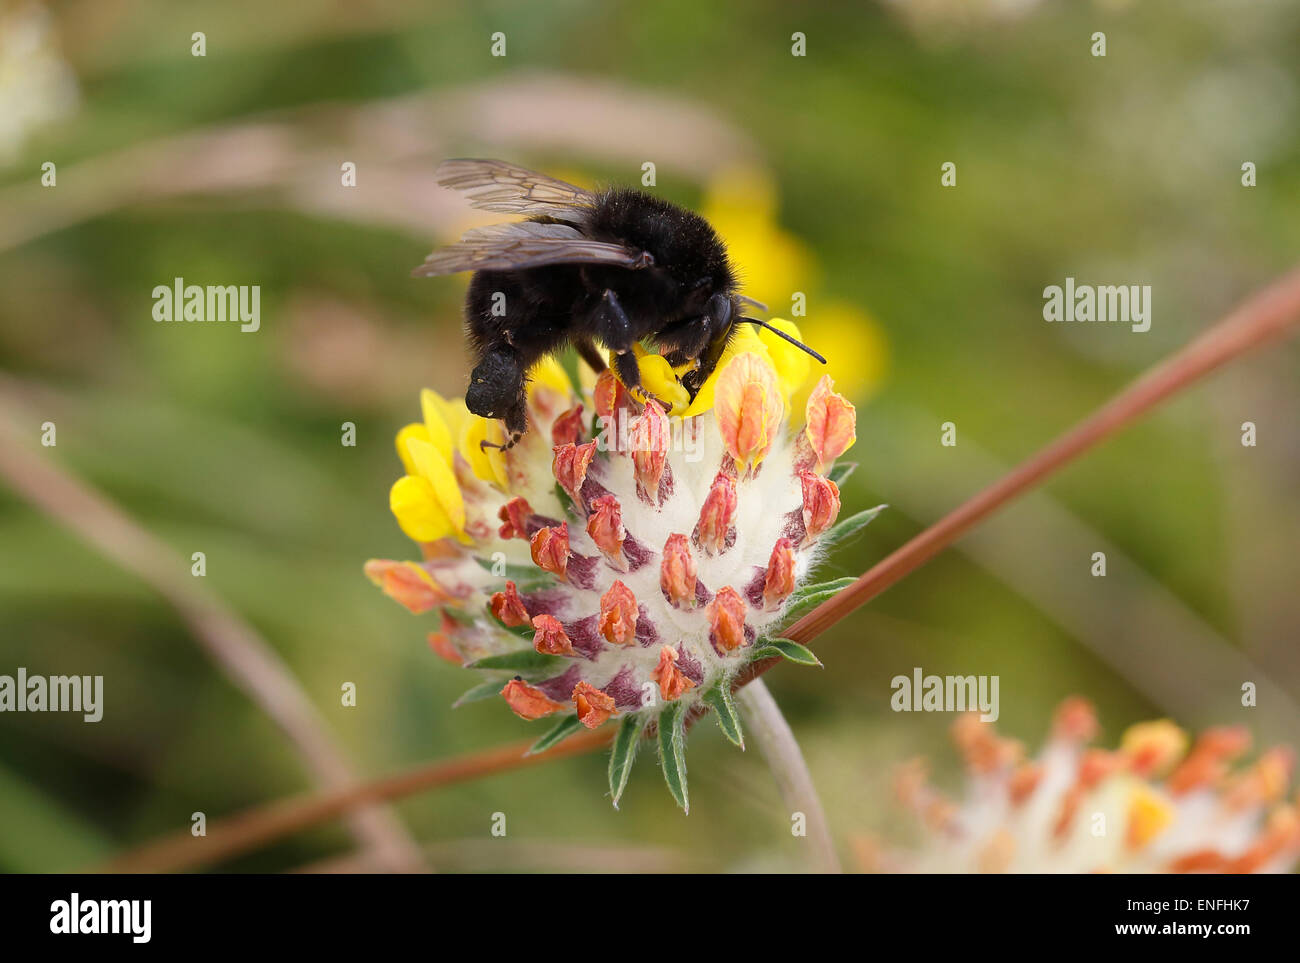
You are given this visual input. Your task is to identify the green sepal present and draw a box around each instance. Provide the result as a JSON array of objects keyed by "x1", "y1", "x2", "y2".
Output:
[
  {"x1": 752, "y1": 637, "x2": 822, "y2": 667},
  {"x1": 608, "y1": 714, "x2": 647, "y2": 809},
  {"x1": 702, "y1": 684, "x2": 744, "y2": 748},
  {"x1": 452, "y1": 679, "x2": 505, "y2": 708},
  {"x1": 527, "y1": 714, "x2": 584, "y2": 755},
  {"x1": 657, "y1": 701, "x2": 689, "y2": 813},
  {"x1": 465, "y1": 649, "x2": 563, "y2": 674},
  {"x1": 827, "y1": 461, "x2": 857, "y2": 486},
  {"x1": 818, "y1": 504, "x2": 887, "y2": 549}
]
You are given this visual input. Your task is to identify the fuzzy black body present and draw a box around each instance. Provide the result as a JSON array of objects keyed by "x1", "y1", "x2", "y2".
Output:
[
  {"x1": 415, "y1": 160, "x2": 761, "y2": 447},
  {"x1": 463, "y1": 188, "x2": 737, "y2": 440}
]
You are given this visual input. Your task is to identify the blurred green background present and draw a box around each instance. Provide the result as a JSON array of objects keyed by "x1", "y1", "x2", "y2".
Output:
[{"x1": 1, "y1": 0, "x2": 1297, "y2": 872}]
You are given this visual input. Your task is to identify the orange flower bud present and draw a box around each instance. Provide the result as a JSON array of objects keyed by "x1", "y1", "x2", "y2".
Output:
[
  {"x1": 761, "y1": 537, "x2": 796, "y2": 610},
  {"x1": 694, "y1": 471, "x2": 737, "y2": 556},
  {"x1": 1051, "y1": 697, "x2": 1099, "y2": 743},
  {"x1": 629, "y1": 399, "x2": 669, "y2": 503},
  {"x1": 593, "y1": 369, "x2": 626, "y2": 422},
  {"x1": 706, "y1": 585, "x2": 748, "y2": 652},
  {"x1": 573, "y1": 681, "x2": 617, "y2": 729},
  {"x1": 426, "y1": 612, "x2": 464, "y2": 665},
  {"x1": 530, "y1": 523, "x2": 569, "y2": 579},
  {"x1": 501, "y1": 678, "x2": 565, "y2": 720},
  {"x1": 363, "y1": 559, "x2": 450, "y2": 614},
  {"x1": 715, "y1": 352, "x2": 783, "y2": 470},
  {"x1": 598, "y1": 580, "x2": 639, "y2": 645},
  {"x1": 660, "y1": 533, "x2": 697, "y2": 607},
  {"x1": 498, "y1": 496, "x2": 534, "y2": 540},
  {"x1": 531, "y1": 613, "x2": 575, "y2": 656},
  {"x1": 552, "y1": 440, "x2": 597, "y2": 503},
  {"x1": 804, "y1": 375, "x2": 857, "y2": 472},
  {"x1": 799, "y1": 470, "x2": 841, "y2": 541},
  {"x1": 586, "y1": 494, "x2": 626, "y2": 565},
  {"x1": 551, "y1": 403, "x2": 586, "y2": 448},
  {"x1": 652, "y1": 646, "x2": 696, "y2": 702},
  {"x1": 489, "y1": 580, "x2": 531, "y2": 628}
]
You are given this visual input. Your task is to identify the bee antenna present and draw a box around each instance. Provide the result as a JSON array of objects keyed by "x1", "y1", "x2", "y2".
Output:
[{"x1": 740, "y1": 317, "x2": 827, "y2": 365}]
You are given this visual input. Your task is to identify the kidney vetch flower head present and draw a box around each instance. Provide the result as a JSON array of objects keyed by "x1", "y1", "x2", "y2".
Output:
[
  {"x1": 855, "y1": 697, "x2": 1300, "y2": 873},
  {"x1": 366, "y1": 320, "x2": 881, "y2": 809}
]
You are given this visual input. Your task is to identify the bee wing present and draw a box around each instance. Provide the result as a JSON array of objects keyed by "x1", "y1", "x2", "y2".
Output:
[
  {"x1": 412, "y1": 221, "x2": 649, "y2": 277},
  {"x1": 436, "y1": 158, "x2": 596, "y2": 217}
]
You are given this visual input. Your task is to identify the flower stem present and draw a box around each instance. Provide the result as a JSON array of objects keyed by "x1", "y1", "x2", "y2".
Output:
[{"x1": 735, "y1": 680, "x2": 841, "y2": 873}]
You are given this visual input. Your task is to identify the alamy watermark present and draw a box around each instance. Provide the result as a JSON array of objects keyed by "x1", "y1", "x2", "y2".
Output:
[
  {"x1": 891, "y1": 667, "x2": 999, "y2": 722},
  {"x1": 0, "y1": 668, "x2": 102, "y2": 722},
  {"x1": 152, "y1": 277, "x2": 260, "y2": 332},
  {"x1": 1043, "y1": 276, "x2": 1151, "y2": 333}
]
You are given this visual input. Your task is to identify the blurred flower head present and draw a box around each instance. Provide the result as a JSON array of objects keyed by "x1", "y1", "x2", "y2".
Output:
[
  {"x1": 857, "y1": 698, "x2": 1300, "y2": 873},
  {"x1": 367, "y1": 327, "x2": 876, "y2": 809}
]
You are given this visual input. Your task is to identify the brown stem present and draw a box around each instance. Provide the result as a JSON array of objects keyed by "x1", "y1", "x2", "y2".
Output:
[
  {"x1": 100, "y1": 264, "x2": 1300, "y2": 873},
  {"x1": 99, "y1": 728, "x2": 613, "y2": 873}
]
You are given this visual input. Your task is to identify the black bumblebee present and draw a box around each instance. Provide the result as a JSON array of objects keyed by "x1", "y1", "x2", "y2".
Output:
[{"x1": 414, "y1": 159, "x2": 824, "y2": 448}]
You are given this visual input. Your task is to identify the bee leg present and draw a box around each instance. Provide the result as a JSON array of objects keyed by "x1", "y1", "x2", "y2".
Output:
[
  {"x1": 573, "y1": 337, "x2": 608, "y2": 374},
  {"x1": 466, "y1": 348, "x2": 527, "y2": 439}
]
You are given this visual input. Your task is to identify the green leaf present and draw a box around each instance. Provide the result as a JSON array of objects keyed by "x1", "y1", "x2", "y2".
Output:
[
  {"x1": 452, "y1": 679, "x2": 505, "y2": 708},
  {"x1": 819, "y1": 504, "x2": 887, "y2": 548},
  {"x1": 465, "y1": 649, "x2": 563, "y2": 674},
  {"x1": 827, "y1": 461, "x2": 857, "y2": 486},
  {"x1": 657, "y1": 701, "x2": 689, "y2": 813},
  {"x1": 752, "y1": 637, "x2": 822, "y2": 667},
  {"x1": 527, "y1": 714, "x2": 584, "y2": 755},
  {"x1": 777, "y1": 580, "x2": 855, "y2": 627},
  {"x1": 702, "y1": 684, "x2": 744, "y2": 748},
  {"x1": 608, "y1": 714, "x2": 647, "y2": 809}
]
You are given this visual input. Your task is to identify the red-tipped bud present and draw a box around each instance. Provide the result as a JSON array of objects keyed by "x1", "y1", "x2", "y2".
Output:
[
  {"x1": 799, "y1": 471, "x2": 841, "y2": 542},
  {"x1": 364, "y1": 560, "x2": 451, "y2": 614},
  {"x1": 762, "y1": 537, "x2": 796, "y2": 610},
  {"x1": 1051, "y1": 697, "x2": 1099, "y2": 743},
  {"x1": 660, "y1": 533, "x2": 697, "y2": 607},
  {"x1": 531, "y1": 613, "x2": 575, "y2": 656},
  {"x1": 501, "y1": 679, "x2": 565, "y2": 720},
  {"x1": 694, "y1": 471, "x2": 737, "y2": 555},
  {"x1": 551, "y1": 403, "x2": 586, "y2": 448},
  {"x1": 489, "y1": 580, "x2": 531, "y2": 628},
  {"x1": 552, "y1": 440, "x2": 597, "y2": 503},
  {"x1": 593, "y1": 369, "x2": 626, "y2": 422},
  {"x1": 529, "y1": 523, "x2": 569, "y2": 579},
  {"x1": 586, "y1": 494, "x2": 626, "y2": 567},
  {"x1": 652, "y1": 646, "x2": 696, "y2": 702},
  {"x1": 498, "y1": 496, "x2": 534, "y2": 540},
  {"x1": 804, "y1": 375, "x2": 857, "y2": 472},
  {"x1": 629, "y1": 400, "x2": 669, "y2": 503},
  {"x1": 598, "y1": 580, "x2": 639, "y2": 645},
  {"x1": 706, "y1": 585, "x2": 748, "y2": 652},
  {"x1": 573, "y1": 681, "x2": 617, "y2": 729},
  {"x1": 426, "y1": 612, "x2": 464, "y2": 665}
]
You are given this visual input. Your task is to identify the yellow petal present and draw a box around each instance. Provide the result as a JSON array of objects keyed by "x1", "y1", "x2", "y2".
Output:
[
  {"x1": 389, "y1": 475, "x2": 455, "y2": 543},
  {"x1": 1126, "y1": 785, "x2": 1175, "y2": 850},
  {"x1": 395, "y1": 422, "x2": 430, "y2": 477},
  {"x1": 459, "y1": 415, "x2": 509, "y2": 489},
  {"x1": 404, "y1": 435, "x2": 466, "y2": 532},
  {"x1": 527, "y1": 356, "x2": 573, "y2": 398},
  {"x1": 419, "y1": 389, "x2": 455, "y2": 463},
  {"x1": 630, "y1": 345, "x2": 691, "y2": 415}
]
